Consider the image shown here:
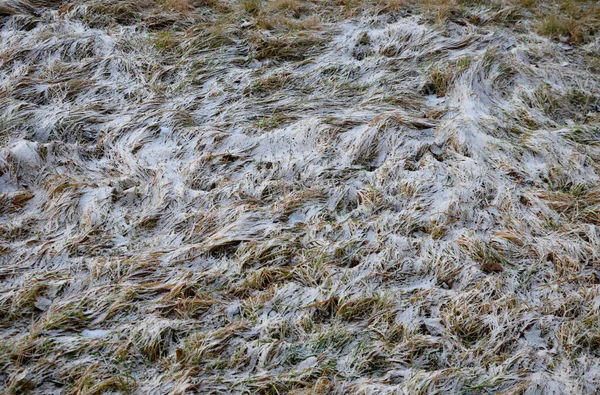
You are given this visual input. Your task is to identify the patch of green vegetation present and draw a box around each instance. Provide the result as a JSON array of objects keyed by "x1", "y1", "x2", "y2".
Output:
[
  {"x1": 153, "y1": 30, "x2": 178, "y2": 51},
  {"x1": 39, "y1": 302, "x2": 90, "y2": 331},
  {"x1": 313, "y1": 327, "x2": 354, "y2": 352},
  {"x1": 83, "y1": 1, "x2": 143, "y2": 27},
  {"x1": 246, "y1": 71, "x2": 295, "y2": 96},
  {"x1": 565, "y1": 126, "x2": 600, "y2": 146},
  {"x1": 283, "y1": 343, "x2": 312, "y2": 366},
  {"x1": 538, "y1": 13, "x2": 583, "y2": 43},
  {"x1": 423, "y1": 65, "x2": 454, "y2": 97},
  {"x1": 250, "y1": 32, "x2": 327, "y2": 62},
  {"x1": 441, "y1": 293, "x2": 493, "y2": 344},
  {"x1": 536, "y1": 0, "x2": 600, "y2": 44},
  {"x1": 254, "y1": 112, "x2": 289, "y2": 129},
  {"x1": 455, "y1": 55, "x2": 473, "y2": 71}
]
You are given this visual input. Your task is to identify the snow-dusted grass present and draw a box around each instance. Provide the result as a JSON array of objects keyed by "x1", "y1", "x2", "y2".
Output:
[{"x1": 1, "y1": 0, "x2": 600, "y2": 393}]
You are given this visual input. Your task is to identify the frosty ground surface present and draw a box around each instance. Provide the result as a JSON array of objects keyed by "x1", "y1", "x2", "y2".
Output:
[{"x1": 2, "y1": 0, "x2": 600, "y2": 393}]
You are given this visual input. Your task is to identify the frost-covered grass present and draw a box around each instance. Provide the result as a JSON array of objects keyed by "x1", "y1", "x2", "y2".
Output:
[{"x1": 1, "y1": 0, "x2": 600, "y2": 393}]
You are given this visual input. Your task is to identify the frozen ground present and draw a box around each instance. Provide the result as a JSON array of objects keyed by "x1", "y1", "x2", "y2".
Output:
[{"x1": 1, "y1": 0, "x2": 600, "y2": 393}]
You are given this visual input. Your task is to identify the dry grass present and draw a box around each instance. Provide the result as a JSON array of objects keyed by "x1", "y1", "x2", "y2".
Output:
[
  {"x1": 538, "y1": 13, "x2": 584, "y2": 43},
  {"x1": 1, "y1": 0, "x2": 600, "y2": 393},
  {"x1": 249, "y1": 32, "x2": 328, "y2": 61}
]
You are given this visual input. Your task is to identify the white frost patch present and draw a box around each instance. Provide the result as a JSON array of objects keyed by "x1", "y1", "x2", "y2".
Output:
[{"x1": 81, "y1": 329, "x2": 111, "y2": 339}]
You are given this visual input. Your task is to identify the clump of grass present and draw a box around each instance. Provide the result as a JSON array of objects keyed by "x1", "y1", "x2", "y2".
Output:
[
  {"x1": 422, "y1": 65, "x2": 454, "y2": 97},
  {"x1": 424, "y1": 253, "x2": 463, "y2": 288},
  {"x1": 440, "y1": 291, "x2": 493, "y2": 343},
  {"x1": 425, "y1": 219, "x2": 447, "y2": 239},
  {"x1": 347, "y1": 341, "x2": 390, "y2": 376},
  {"x1": 249, "y1": 32, "x2": 327, "y2": 61},
  {"x1": 0, "y1": 190, "x2": 35, "y2": 214},
  {"x1": 585, "y1": 54, "x2": 600, "y2": 73},
  {"x1": 535, "y1": 0, "x2": 600, "y2": 44},
  {"x1": 564, "y1": 126, "x2": 600, "y2": 146},
  {"x1": 412, "y1": 0, "x2": 600, "y2": 41},
  {"x1": 416, "y1": 0, "x2": 461, "y2": 23},
  {"x1": 545, "y1": 166, "x2": 580, "y2": 193},
  {"x1": 153, "y1": 30, "x2": 178, "y2": 51},
  {"x1": 256, "y1": 13, "x2": 321, "y2": 31},
  {"x1": 253, "y1": 111, "x2": 291, "y2": 129},
  {"x1": 57, "y1": 363, "x2": 137, "y2": 395},
  {"x1": 35, "y1": 302, "x2": 90, "y2": 331},
  {"x1": 511, "y1": 0, "x2": 537, "y2": 8},
  {"x1": 567, "y1": 88, "x2": 598, "y2": 113},
  {"x1": 178, "y1": 323, "x2": 246, "y2": 366},
  {"x1": 336, "y1": 293, "x2": 393, "y2": 321},
  {"x1": 304, "y1": 296, "x2": 339, "y2": 323},
  {"x1": 10, "y1": 335, "x2": 56, "y2": 366},
  {"x1": 241, "y1": 0, "x2": 320, "y2": 32},
  {"x1": 246, "y1": 70, "x2": 295, "y2": 96},
  {"x1": 238, "y1": 266, "x2": 292, "y2": 292},
  {"x1": 537, "y1": 185, "x2": 600, "y2": 226},
  {"x1": 455, "y1": 55, "x2": 473, "y2": 71},
  {"x1": 415, "y1": 0, "x2": 504, "y2": 25},
  {"x1": 531, "y1": 84, "x2": 560, "y2": 116},
  {"x1": 240, "y1": 0, "x2": 263, "y2": 15},
  {"x1": 130, "y1": 318, "x2": 177, "y2": 362},
  {"x1": 312, "y1": 327, "x2": 353, "y2": 352},
  {"x1": 156, "y1": 0, "x2": 193, "y2": 13},
  {"x1": 538, "y1": 14, "x2": 583, "y2": 43},
  {"x1": 375, "y1": 0, "x2": 408, "y2": 14},
  {"x1": 459, "y1": 237, "x2": 508, "y2": 273},
  {"x1": 0, "y1": 275, "x2": 54, "y2": 324},
  {"x1": 352, "y1": 31, "x2": 374, "y2": 60},
  {"x1": 266, "y1": 0, "x2": 312, "y2": 17},
  {"x1": 521, "y1": 84, "x2": 595, "y2": 125}
]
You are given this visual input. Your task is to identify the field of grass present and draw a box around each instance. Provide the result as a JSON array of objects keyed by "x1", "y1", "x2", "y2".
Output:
[{"x1": 1, "y1": 0, "x2": 600, "y2": 393}]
